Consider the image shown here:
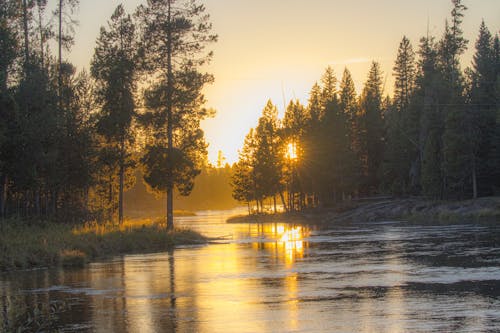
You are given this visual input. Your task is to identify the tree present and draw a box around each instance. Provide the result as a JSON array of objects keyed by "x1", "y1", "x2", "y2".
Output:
[
  {"x1": 393, "y1": 36, "x2": 416, "y2": 112},
  {"x1": 253, "y1": 100, "x2": 284, "y2": 213},
  {"x1": 467, "y1": 21, "x2": 497, "y2": 197},
  {"x1": 440, "y1": 0, "x2": 469, "y2": 199},
  {"x1": 339, "y1": 68, "x2": 358, "y2": 146},
  {"x1": 54, "y1": 0, "x2": 79, "y2": 101},
  {"x1": 359, "y1": 61, "x2": 385, "y2": 193},
  {"x1": 282, "y1": 100, "x2": 308, "y2": 211},
  {"x1": 383, "y1": 36, "x2": 417, "y2": 194},
  {"x1": 232, "y1": 129, "x2": 258, "y2": 213},
  {"x1": 136, "y1": 0, "x2": 217, "y2": 230},
  {"x1": 91, "y1": 5, "x2": 138, "y2": 224},
  {"x1": 415, "y1": 35, "x2": 444, "y2": 198},
  {"x1": 338, "y1": 68, "x2": 361, "y2": 197},
  {"x1": 320, "y1": 66, "x2": 337, "y2": 107},
  {"x1": 0, "y1": 0, "x2": 19, "y2": 218},
  {"x1": 320, "y1": 96, "x2": 358, "y2": 204}
]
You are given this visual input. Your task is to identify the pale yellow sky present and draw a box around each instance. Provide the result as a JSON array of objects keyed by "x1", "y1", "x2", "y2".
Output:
[{"x1": 66, "y1": 0, "x2": 500, "y2": 164}]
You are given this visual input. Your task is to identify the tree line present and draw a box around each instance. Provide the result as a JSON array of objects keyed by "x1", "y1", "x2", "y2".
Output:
[
  {"x1": 0, "y1": 0, "x2": 216, "y2": 229},
  {"x1": 231, "y1": 0, "x2": 500, "y2": 212}
]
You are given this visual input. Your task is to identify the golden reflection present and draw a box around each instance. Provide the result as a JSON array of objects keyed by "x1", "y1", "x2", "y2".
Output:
[
  {"x1": 253, "y1": 224, "x2": 309, "y2": 267},
  {"x1": 286, "y1": 273, "x2": 299, "y2": 330}
]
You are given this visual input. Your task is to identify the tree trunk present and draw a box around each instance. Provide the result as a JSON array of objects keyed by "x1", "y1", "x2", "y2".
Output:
[
  {"x1": 58, "y1": 0, "x2": 63, "y2": 100},
  {"x1": 279, "y1": 191, "x2": 288, "y2": 213},
  {"x1": 165, "y1": 0, "x2": 174, "y2": 231},
  {"x1": 38, "y1": 2, "x2": 45, "y2": 68},
  {"x1": 118, "y1": 162, "x2": 124, "y2": 225},
  {"x1": 273, "y1": 195, "x2": 277, "y2": 214},
  {"x1": 0, "y1": 175, "x2": 7, "y2": 219},
  {"x1": 22, "y1": 0, "x2": 30, "y2": 67}
]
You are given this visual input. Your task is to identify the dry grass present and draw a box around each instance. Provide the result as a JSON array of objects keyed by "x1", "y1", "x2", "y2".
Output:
[{"x1": 0, "y1": 218, "x2": 206, "y2": 272}]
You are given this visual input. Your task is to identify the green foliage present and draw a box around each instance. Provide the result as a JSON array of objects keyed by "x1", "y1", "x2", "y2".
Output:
[
  {"x1": 141, "y1": 145, "x2": 201, "y2": 196},
  {"x1": 91, "y1": 5, "x2": 139, "y2": 224},
  {"x1": 383, "y1": 36, "x2": 417, "y2": 195},
  {"x1": 136, "y1": 0, "x2": 216, "y2": 228},
  {"x1": 358, "y1": 61, "x2": 385, "y2": 193},
  {"x1": 232, "y1": 129, "x2": 258, "y2": 205}
]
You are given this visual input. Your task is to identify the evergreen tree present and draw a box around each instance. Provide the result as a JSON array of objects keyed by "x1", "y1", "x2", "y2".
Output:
[
  {"x1": 320, "y1": 66, "x2": 337, "y2": 107},
  {"x1": 417, "y1": 36, "x2": 444, "y2": 198},
  {"x1": 232, "y1": 130, "x2": 257, "y2": 212},
  {"x1": 301, "y1": 82, "x2": 322, "y2": 205},
  {"x1": 0, "y1": 0, "x2": 19, "y2": 218},
  {"x1": 339, "y1": 68, "x2": 358, "y2": 147},
  {"x1": 54, "y1": 0, "x2": 79, "y2": 102},
  {"x1": 91, "y1": 5, "x2": 138, "y2": 224},
  {"x1": 320, "y1": 96, "x2": 358, "y2": 204},
  {"x1": 359, "y1": 61, "x2": 385, "y2": 194},
  {"x1": 393, "y1": 36, "x2": 416, "y2": 112},
  {"x1": 440, "y1": 0, "x2": 469, "y2": 198},
  {"x1": 467, "y1": 21, "x2": 497, "y2": 197},
  {"x1": 136, "y1": 0, "x2": 217, "y2": 230},
  {"x1": 490, "y1": 35, "x2": 500, "y2": 194},
  {"x1": 253, "y1": 100, "x2": 284, "y2": 213},
  {"x1": 282, "y1": 100, "x2": 308, "y2": 211},
  {"x1": 383, "y1": 36, "x2": 417, "y2": 194},
  {"x1": 339, "y1": 68, "x2": 361, "y2": 197}
]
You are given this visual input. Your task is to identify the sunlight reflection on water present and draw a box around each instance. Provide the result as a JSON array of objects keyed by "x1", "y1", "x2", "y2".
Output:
[{"x1": 2, "y1": 210, "x2": 500, "y2": 332}]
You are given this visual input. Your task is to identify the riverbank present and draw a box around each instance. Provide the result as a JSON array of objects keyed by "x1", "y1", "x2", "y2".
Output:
[
  {"x1": 227, "y1": 197, "x2": 500, "y2": 225},
  {"x1": 0, "y1": 218, "x2": 206, "y2": 272}
]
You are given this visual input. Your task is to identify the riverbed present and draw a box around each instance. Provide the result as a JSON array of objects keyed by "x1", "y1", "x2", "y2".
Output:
[{"x1": 1, "y1": 208, "x2": 500, "y2": 332}]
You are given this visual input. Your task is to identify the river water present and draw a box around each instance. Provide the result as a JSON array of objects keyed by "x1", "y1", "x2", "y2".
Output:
[{"x1": 2, "y1": 209, "x2": 500, "y2": 332}]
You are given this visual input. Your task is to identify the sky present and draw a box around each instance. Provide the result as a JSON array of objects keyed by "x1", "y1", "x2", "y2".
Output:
[{"x1": 65, "y1": 0, "x2": 500, "y2": 165}]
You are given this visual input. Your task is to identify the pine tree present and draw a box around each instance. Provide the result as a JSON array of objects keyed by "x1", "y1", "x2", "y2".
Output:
[
  {"x1": 232, "y1": 129, "x2": 258, "y2": 213},
  {"x1": 440, "y1": 0, "x2": 469, "y2": 199},
  {"x1": 0, "y1": 0, "x2": 19, "y2": 218},
  {"x1": 320, "y1": 96, "x2": 358, "y2": 204},
  {"x1": 91, "y1": 5, "x2": 138, "y2": 224},
  {"x1": 417, "y1": 36, "x2": 444, "y2": 198},
  {"x1": 339, "y1": 68, "x2": 358, "y2": 145},
  {"x1": 321, "y1": 66, "x2": 337, "y2": 107},
  {"x1": 393, "y1": 36, "x2": 416, "y2": 112},
  {"x1": 490, "y1": 35, "x2": 500, "y2": 193},
  {"x1": 339, "y1": 68, "x2": 361, "y2": 198},
  {"x1": 467, "y1": 21, "x2": 497, "y2": 197},
  {"x1": 302, "y1": 82, "x2": 322, "y2": 204},
  {"x1": 282, "y1": 100, "x2": 308, "y2": 210},
  {"x1": 136, "y1": 0, "x2": 217, "y2": 230},
  {"x1": 359, "y1": 61, "x2": 385, "y2": 194},
  {"x1": 253, "y1": 100, "x2": 284, "y2": 213},
  {"x1": 384, "y1": 36, "x2": 417, "y2": 194}
]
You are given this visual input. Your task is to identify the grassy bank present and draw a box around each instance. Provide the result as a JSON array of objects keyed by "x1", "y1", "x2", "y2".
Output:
[{"x1": 0, "y1": 218, "x2": 206, "y2": 272}]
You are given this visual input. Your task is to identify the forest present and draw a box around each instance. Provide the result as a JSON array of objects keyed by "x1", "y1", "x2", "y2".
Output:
[
  {"x1": 0, "y1": 0, "x2": 216, "y2": 227},
  {"x1": 231, "y1": 1, "x2": 500, "y2": 213},
  {"x1": 1, "y1": 0, "x2": 499, "y2": 226}
]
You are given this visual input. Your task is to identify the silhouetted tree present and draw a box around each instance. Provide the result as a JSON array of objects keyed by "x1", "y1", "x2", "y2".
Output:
[
  {"x1": 136, "y1": 0, "x2": 217, "y2": 230},
  {"x1": 91, "y1": 5, "x2": 138, "y2": 224},
  {"x1": 359, "y1": 61, "x2": 385, "y2": 194}
]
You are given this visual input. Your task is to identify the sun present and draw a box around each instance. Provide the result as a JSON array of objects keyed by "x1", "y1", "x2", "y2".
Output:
[{"x1": 287, "y1": 142, "x2": 297, "y2": 160}]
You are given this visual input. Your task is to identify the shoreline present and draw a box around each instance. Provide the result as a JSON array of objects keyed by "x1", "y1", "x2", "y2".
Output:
[
  {"x1": 0, "y1": 219, "x2": 207, "y2": 273},
  {"x1": 227, "y1": 197, "x2": 500, "y2": 225}
]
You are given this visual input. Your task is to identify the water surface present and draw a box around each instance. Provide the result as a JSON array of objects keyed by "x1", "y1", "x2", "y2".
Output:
[{"x1": 2, "y1": 209, "x2": 500, "y2": 332}]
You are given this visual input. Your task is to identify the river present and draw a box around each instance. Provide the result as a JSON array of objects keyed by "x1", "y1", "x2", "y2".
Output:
[{"x1": 1, "y1": 208, "x2": 500, "y2": 332}]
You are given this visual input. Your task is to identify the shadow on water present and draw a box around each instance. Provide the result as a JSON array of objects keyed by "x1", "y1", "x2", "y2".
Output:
[{"x1": 2, "y1": 210, "x2": 500, "y2": 332}]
